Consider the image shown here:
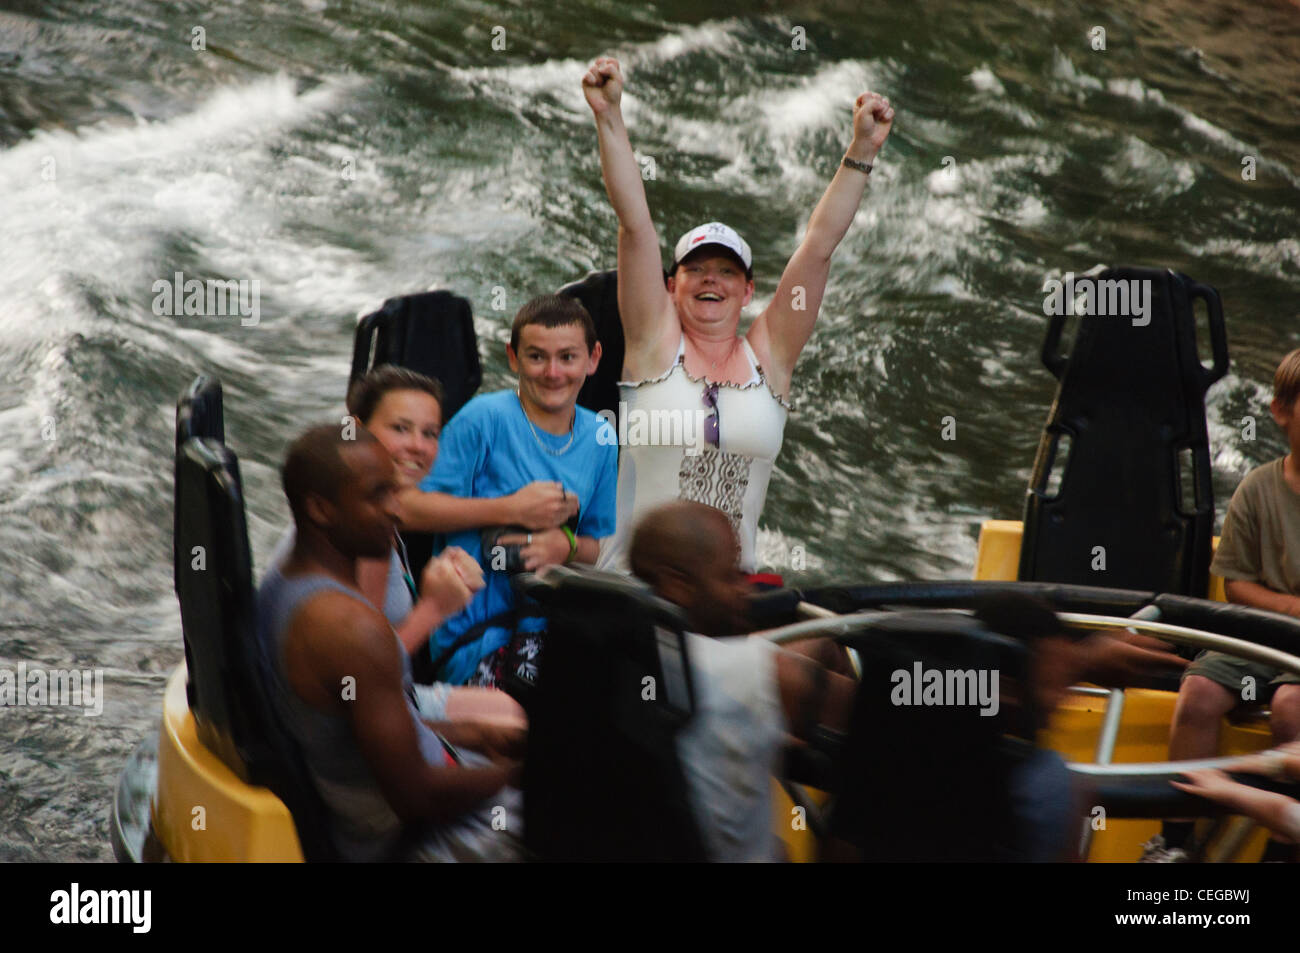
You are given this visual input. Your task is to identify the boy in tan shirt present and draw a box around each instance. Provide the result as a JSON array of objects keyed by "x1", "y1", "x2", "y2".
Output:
[{"x1": 1142, "y1": 348, "x2": 1300, "y2": 862}]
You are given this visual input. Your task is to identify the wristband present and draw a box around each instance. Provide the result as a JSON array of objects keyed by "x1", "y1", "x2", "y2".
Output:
[
  {"x1": 842, "y1": 155, "x2": 873, "y2": 174},
  {"x1": 560, "y1": 525, "x2": 578, "y2": 563}
]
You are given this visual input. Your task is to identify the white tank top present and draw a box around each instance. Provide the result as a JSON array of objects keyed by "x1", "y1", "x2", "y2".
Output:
[{"x1": 600, "y1": 335, "x2": 789, "y2": 573}]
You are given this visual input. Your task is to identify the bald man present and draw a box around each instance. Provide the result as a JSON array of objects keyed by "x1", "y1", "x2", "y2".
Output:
[{"x1": 629, "y1": 501, "x2": 854, "y2": 861}]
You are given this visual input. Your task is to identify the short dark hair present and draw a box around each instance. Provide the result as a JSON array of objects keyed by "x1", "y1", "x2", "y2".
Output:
[
  {"x1": 630, "y1": 501, "x2": 734, "y2": 587},
  {"x1": 345, "y1": 365, "x2": 445, "y2": 424},
  {"x1": 282, "y1": 423, "x2": 379, "y2": 525},
  {"x1": 509, "y1": 294, "x2": 597, "y2": 354}
]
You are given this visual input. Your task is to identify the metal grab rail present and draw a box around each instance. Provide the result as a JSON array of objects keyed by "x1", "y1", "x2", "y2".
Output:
[
  {"x1": 1056, "y1": 612, "x2": 1300, "y2": 680},
  {"x1": 757, "y1": 606, "x2": 1300, "y2": 788},
  {"x1": 1078, "y1": 604, "x2": 1160, "y2": 859},
  {"x1": 758, "y1": 608, "x2": 1300, "y2": 681}
]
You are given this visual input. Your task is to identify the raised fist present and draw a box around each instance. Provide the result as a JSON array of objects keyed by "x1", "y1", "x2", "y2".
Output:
[
  {"x1": 583, "y1": 56, "x2": 624, "y2": 115},
  {"x1": 852, "y1": 91, "x2": 895, "y2": 156}
]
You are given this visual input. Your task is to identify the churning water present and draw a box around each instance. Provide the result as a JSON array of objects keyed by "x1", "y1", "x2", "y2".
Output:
[{"x1": 1, "y1": 0, "x2": 1297, "y2": 859}]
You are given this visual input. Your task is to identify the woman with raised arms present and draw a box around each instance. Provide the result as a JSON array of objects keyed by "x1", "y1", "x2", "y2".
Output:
[{"x1": 582, "y1": 55, "x2": 895, "y2": 576}]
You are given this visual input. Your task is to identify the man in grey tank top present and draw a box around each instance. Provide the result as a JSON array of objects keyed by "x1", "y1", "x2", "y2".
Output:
[{"x1": 262, "y1": 424, "x2": 523, "y2": 861}]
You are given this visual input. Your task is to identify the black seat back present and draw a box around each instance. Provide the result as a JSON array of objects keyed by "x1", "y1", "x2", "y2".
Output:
[
  {"x1": 175, "y1": 375, "x2": 225, "y2": 449},
  {"x1": 174, "y1": 437, "x2": 339, "y2": 861},
  {"x1": 1020, "y1": 267, "x2": 1229, "y2": 595},
  {"x1": 827, "y1": 612, "x2": 1031, "y2": 862},
  {"x1": 174, "y1": 377, "x2": 230, "y2": 718},
  {"x1": 350, "y1": 291, "x2": 481, "y2": 421},
  {"x1": 519, "y1": 567, "x2": 706, "y2": 861},
  {"x1": 558, "y1": 270, "x2": 624, "y2": 423},
  {"x1": 175, "y1": 438, "x2": 262, "y2": 774},
  {"x1": 350, "y1": 292, "x2": 481, "y2": 594},
  {"x1": 174, "y1": 376, "x2": 228, "y2": 592}
]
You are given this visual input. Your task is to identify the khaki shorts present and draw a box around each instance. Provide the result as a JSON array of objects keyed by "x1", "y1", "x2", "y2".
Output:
[{"x1": 1183, "y1": 649, "x2": 1300, "y2": 703}]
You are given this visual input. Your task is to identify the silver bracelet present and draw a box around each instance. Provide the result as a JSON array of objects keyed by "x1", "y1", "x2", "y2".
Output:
[{"x1": 842, "y1": 155, "x2": 873, "y2": 174}]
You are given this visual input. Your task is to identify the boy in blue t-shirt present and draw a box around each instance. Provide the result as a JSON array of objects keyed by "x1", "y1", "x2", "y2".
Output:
[{"x1": 403, "y1": 294, "x2": 617, "y2": 684}]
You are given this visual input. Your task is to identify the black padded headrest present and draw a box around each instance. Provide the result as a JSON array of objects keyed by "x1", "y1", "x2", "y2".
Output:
[
  {"x1": 174, "y1": 437, "x2": 263, "y2": 777},
  {"x1": 174, "y1": 375, "x2": 229, "y2": 595},
  {"x1": 350, "y1": 290, "x2": 481, "y2": 421},
  {"x1": 517, "y1": 566, "x2": 705, "y2": 861},
  {"x1": 827, "y1": 611, "x2": 1033, "y2": 861},
  {"x1": 175, "y1": 375, "x2": 225, "y2": 451},
  {"x1": 521, "y1": 565, "x2": 689, "y2": 635},
  {"x1": 1020, "y1": 267, "x2": 1228, "y2": 596},
  {"x1": 802, "y1": 579, "x2": 1156, "y2": 619},
  {"x1": 1153, "y1": 593, "x2": 1300, "y2": 661}
]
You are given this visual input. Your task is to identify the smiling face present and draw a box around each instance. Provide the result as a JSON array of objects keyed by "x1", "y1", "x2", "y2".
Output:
[
  {"x1": 363, "y1": 388, "x2": 441, "y2": 488},
  {"x1": 668, "y1": 250, "x2": 754, "y2": 333},
  {"x1": 507, "y1": 322, "x2": 601, "y2": 423}
]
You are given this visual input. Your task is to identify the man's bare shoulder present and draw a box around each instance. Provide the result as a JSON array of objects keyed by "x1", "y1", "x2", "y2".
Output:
[{"x1": 284, "y1": 587, "x2": 399, "y2": 706}]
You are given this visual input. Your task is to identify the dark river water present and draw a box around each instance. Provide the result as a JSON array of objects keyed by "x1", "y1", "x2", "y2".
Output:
[{"x1": 1, "y1": 0, "x2": 1297, "y2": 860}]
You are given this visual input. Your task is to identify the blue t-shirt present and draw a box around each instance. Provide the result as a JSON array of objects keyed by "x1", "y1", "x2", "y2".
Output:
[{"x1": 419, "y1": 389, "x2": 617, "y2": 683}]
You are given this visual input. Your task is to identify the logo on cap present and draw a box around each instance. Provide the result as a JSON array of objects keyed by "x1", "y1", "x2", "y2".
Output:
[{"x1": 673, "y1": 222, "x2": 753, "y2": 274}]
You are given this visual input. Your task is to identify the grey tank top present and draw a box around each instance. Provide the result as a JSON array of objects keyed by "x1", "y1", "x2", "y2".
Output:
[
  {"x1": 269, "y1": 526, "x2": 414, "y2": 627},
  {"x1": 257, "y1": 565, "x2": 447, "y2": 861}
]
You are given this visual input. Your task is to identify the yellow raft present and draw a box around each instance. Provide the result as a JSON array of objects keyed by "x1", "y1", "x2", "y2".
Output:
[{"x1": 126, "y1": 518, "x2": 1282, "y2": 863}]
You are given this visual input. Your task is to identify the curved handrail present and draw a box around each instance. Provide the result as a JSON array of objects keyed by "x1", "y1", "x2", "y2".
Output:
[
  {"x1": 1058, "y1": 612, "x2": 1300, "y2": 680},
  {"x1": 756, "y1": 608, "x2": 1300, "y2": 798}
]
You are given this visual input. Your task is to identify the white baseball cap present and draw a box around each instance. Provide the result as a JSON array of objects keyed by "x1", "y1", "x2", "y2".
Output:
[{"x1": 671, "y1": 222, "x2": 753, "y2": 277}]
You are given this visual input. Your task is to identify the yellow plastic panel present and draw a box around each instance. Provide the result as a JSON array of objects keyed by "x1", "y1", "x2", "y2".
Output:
[
  {"x1": 973, "y1": 520, "x2": 1023, "y2": 582},
  {"x1": 1043, "y1": 690, "x2": 1271, "y2": 862},
  {"x1": 773, "y1": 779, "x2": 829, "y2": 863},
  {"x1": 154, "y1": 665, "x2": 304, "y2": 862},
  {"x1": 972, "y1": 521, "x2": 1265, "y2": 861},
  {"x1": 972, "y1": 521, "x2": 1226, "y2": 598}
]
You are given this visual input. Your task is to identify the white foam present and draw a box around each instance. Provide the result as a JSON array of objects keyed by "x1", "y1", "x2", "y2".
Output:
[
  {"x1": 1045, "y1": 54, "x2": 1268, "y2": 170},
  {"x1": 755, "y1": 60, "x2": 877, "y2": 144},
  {"x1": 1185, "y1": 237, "x2": 1300, "y2": 280},
  {"x1": 968, "y1": 66, "x2": 1006, "y2": 95},
  {"x1": 1180, "y1": 113, "x2": 1251, "y2": 154},
  {"x1": 627, "y1": 20, "x2": 746, "y2": 65},
  {"x1": 1105, "y1": 77, "x2": 1168, "y2": 107},
  {"x1": 0, "y1": 74, "x2": 366, "y2": 342},
  {"x1": 1051, "y1": 50, "x2": 1103, "y2": 90}
]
